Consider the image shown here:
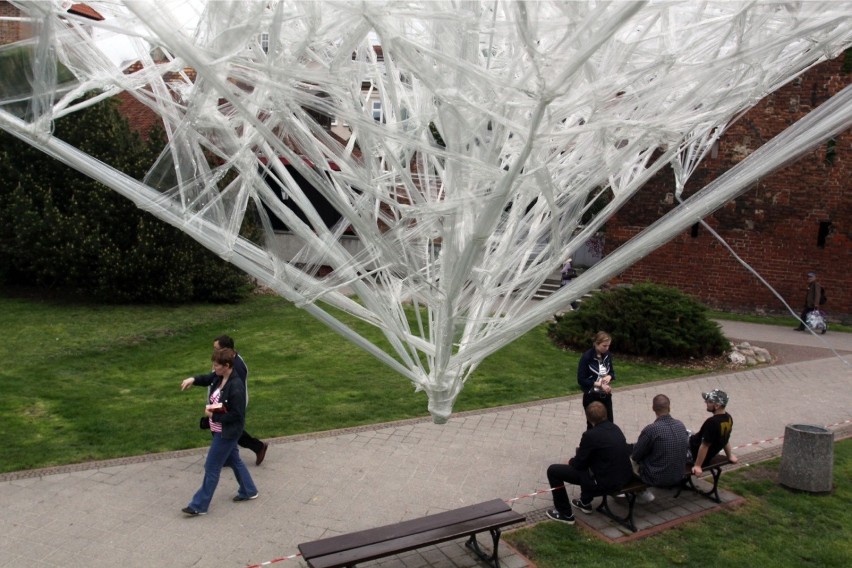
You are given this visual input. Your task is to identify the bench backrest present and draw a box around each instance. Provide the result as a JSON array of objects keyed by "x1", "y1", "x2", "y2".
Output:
[{"x1": 299, "y1": 499, "x2": 522, "y2": 564}]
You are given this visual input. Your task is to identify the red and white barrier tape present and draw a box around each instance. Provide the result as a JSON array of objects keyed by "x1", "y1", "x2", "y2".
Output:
[
  {"x1": 245, "y1": 552, "x2": 301, "y2": 567},
  {"x1": 249, "y1": 418, "x2": 852, "y2": 566},
  {"x1": 507, "y1": 418, "x2": 852, "y2": 504},
  {"x1": 732, "y1": 418, "x2": 852, "y2": 451}
]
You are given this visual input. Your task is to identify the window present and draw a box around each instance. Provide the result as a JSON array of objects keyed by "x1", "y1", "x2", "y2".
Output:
[
  {"x1": 817, "y1": 221, "x2": 831, "y2": 248},
  {"x1": 372, "y1": 100, "x2": 383, "y2": 122},
  {"x1": 825, "y1": 138, "x2": 837, "y2": 165},
  {"x1": 260, "y1": 32, "x2": 269, "y2": 54}
]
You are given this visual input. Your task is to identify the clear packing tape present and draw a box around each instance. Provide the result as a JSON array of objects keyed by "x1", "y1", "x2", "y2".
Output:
[{"x1": 1, "y1": 1, "x2": 850, "y2": 422}]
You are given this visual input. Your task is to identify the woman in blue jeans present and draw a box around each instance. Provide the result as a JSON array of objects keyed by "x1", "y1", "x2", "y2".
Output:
[{"x1": 183, "y1": 348, "x2": 258, "y2": 516}]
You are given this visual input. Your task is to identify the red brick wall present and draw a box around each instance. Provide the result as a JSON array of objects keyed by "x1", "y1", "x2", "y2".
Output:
[
  {"x1": 604, "y1": 53, "x2": 851, "y2": 322},
  {"x1": 0, "y1": 1, "x2": 30, "y2": 45},
  {"x1": 115, "y1": 91, "x2": 162, "y2": 141}
]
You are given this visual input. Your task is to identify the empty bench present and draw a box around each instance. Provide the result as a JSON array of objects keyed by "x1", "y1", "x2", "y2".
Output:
[
  {"x1": 298, "y1": 499, "x2": 525, "y2": 568},
  {"x1": 596, "y1": 454, "x2": 732, "y2": 532}
]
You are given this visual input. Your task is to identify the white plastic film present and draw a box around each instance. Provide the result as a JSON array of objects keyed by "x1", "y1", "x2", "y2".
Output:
[{"x1": 1, "y1": 1, "x2": 850, "y2": 422}]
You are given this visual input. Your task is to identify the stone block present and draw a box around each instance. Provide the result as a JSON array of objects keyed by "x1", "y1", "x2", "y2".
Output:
[{"x1": 779, "y1": 424, "x2": 834, "y2": 493}]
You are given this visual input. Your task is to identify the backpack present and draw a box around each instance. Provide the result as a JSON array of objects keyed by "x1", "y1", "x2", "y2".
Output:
[{"x1": 819, "y1": 286, "x2": 827, "y2": 305}]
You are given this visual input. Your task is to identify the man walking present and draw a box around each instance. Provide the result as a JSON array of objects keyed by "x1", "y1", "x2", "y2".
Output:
[
  {"x1": 795, "y1": 271, "x2": 824, "y2": 331},
  {"x1": 182, "y1": 335, "x2": 269, "y2": 465}
]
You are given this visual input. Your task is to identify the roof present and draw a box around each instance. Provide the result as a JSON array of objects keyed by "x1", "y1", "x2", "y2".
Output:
[{"x1": 68, "y1": 3, "x2": 104, "y2": 22}]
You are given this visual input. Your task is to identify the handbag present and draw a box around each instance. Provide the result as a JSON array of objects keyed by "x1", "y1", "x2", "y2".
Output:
[{"x1": 199, "y1": 416, "x2": 210, "y2": 430}]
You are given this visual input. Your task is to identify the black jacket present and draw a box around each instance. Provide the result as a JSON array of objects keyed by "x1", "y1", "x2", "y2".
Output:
[
  {"x1": 577, "y1": 348, "x2": 616, "y2": 394},
  {"x1": 569, "y1": 420, "x2": 633, "y2": 491},
  {"x1": 206, "y1": 374, "x2": 247, "y2": 440}
]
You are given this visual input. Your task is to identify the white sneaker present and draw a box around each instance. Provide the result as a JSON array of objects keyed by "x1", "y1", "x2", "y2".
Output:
[{"x1": 636, "y1": 489, "x2": 655, "y2": 504}]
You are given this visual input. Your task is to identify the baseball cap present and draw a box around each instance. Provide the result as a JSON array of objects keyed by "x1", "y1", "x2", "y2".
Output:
[{"x1": 702, "y1": 389, "x2": 728, "y2": 406}]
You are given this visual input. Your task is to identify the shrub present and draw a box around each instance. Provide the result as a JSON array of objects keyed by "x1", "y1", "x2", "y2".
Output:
[
  {"x1": 0, "y1": 94, "x2": 253, "y2": 303},
  {"x1": 549, "y1": 282, "x2": 729, "y2": 358}
]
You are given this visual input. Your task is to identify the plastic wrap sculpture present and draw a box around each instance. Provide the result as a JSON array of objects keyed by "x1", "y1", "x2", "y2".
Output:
[{"x1": 1, "y1": 1, "x2": 850, "y2": 422}]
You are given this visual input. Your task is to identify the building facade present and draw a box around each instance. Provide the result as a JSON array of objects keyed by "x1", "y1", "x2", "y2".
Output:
[{"x1": 603, "y1": 53, "x2": 851, "y2": 321}]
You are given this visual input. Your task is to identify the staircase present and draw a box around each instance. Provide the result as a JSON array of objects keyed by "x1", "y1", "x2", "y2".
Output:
[
  {"x1": 533, "y1": 277, "x2": 597, "y2": 309},
  {"x1": 533, "y1": 278, "x2": 563, "y2": 301}
]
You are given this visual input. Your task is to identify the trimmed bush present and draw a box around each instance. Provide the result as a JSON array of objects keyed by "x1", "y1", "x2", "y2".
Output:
[
  {"x1": 549, "y1": 282, "x2": 729, "y2": 358},
  {"x1": 0, "y1": 95, "x2": 252, "y2": 303}
]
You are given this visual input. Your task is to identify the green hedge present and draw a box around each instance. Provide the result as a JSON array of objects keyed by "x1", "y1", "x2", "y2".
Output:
[
  {"x1": 549, "y1": 282, "x2": 729, "y2": 358},
  {"x1": 0, "y1": 94, "x2": 252, "y2": 303}
]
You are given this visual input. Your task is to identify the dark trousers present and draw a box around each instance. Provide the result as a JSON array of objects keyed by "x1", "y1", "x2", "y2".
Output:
[
  {"x1": 547, "y1": 463, "x2": 598, "y2": 515},
  {"x1": 239, "y1": 430, "x2": 264, "y2": 454},
  {"x1": 582, "y1": 392, "x2": 613, "y2": 429},
  {"x1": 797, "y1": 307, "x2": 814, "y2": 329}
]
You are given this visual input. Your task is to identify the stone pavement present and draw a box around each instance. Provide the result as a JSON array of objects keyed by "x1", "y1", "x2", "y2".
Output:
[{"x1": 1, "y1": 322, "x2": 850, "y2": 568}]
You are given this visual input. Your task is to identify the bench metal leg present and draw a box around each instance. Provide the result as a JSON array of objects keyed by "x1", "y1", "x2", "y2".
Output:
[
  {"x1": 465, "y1": 529, "x2": 503, "y2": 568},
  {"x1": 596, "y1": 494, "x2": 638, "y2": 532},
  {"x1": 677, "y1": 466, "x2": 723, "y2": 503}
]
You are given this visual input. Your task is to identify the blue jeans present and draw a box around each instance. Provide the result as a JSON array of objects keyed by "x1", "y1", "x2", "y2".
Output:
[{"x1": 188, "y1": 432, "x2": 257, "y2": 513}]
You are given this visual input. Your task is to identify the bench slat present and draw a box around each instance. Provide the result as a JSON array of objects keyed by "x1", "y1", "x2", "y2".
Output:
[
  {"x1": 299, "y1": 499, "x2": 514, "y2": 560},
  {"x1": 303, "y1": 510, "x2": 524, "y2": 568},
  {"x1": 599, "y1": 455, "x2": 733, "y2": 532}
]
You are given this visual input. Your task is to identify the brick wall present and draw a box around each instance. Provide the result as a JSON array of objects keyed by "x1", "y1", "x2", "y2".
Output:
[
  {"x1": 604, "y1": 53, "x2": 851, "y2": 321},
  {"x1": 0, "y1": 1, "x2": 30, "y2": 45}
]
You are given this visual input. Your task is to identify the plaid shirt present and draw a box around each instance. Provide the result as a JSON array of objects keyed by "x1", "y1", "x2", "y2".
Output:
[{"x1": 631, "y1": 414, "x2": 690, "y2": 487}]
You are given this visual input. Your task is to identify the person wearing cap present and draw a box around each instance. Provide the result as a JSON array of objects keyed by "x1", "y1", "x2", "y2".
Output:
[
  {"x1": 689, "y1": 389, "x2": 737, "y2": 476},
  {"x1": 795, "y1": 271, "x2": 823, "y2": 331}
]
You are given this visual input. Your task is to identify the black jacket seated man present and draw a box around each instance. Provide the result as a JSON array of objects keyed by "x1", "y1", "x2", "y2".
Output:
[{"x1": 545, "y1": 401, "x2": 633, "y2": 524}]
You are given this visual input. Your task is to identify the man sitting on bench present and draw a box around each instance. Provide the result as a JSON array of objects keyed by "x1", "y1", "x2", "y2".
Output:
[
  {"x1": 689, "y1": 389, "x2": 738, "y2": 476},
  {"x1": 629, "y1": 394, "x2": 690, "y2": 504},
  {"x1": 545, "y1": 402, "x2": 633, "y2": 524}
]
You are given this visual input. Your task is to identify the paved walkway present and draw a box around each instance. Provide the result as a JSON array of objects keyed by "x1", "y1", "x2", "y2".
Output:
[{"x1": 1, "y1": 322, "x2": 850, "y2": 568}]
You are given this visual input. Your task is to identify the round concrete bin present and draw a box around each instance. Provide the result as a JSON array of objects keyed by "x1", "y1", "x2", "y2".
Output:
[{"x1": 778, "y1": 424, "x2": 834, "y2": 493}]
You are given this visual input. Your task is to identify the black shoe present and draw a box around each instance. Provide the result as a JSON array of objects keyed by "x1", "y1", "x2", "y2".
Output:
[
  {"x1": 546, "y1": 509, "x2": 575, "y2": 524},
  {"x1": 571, "y1": 498, "x2": 593, "y2": 514},
  {"x1": 182, "y1": 507, "x2": 206, "y2": 516},
  {"x1": 794, "y1": 327, "x2": 805, "y2": 331},
  {"x1": 256, "y1": 443, "x2": 269, "y2": 466},
  {"x1": 233, "y1": 493, "x2": 259, "y2": 502}
]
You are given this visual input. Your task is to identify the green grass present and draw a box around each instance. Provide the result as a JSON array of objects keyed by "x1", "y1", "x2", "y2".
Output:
[
  {"x1": 505, "y1": 439, "x2": 852, "y2": 567},
  {"x1": 1, "y1": 293, "x2": 707, "y2": 474}
]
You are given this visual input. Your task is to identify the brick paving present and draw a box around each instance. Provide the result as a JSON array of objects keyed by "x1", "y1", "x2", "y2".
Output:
[{"x1": 0, "y1": 321, "x2": 849, "y2": 567}]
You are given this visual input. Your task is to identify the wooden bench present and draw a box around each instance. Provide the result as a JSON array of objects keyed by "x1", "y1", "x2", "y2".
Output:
[
  {"x1": 298, "y1": 499, "x2": 525, "y2": 568},
  {"x1": 596, "y1": 455, "x2": 732, "y2": 532}
]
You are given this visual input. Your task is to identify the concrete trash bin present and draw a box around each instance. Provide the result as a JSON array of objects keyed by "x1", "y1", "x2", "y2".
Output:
[{"x1": 778, "y1": 424, "x2": 834, "y2": 493}]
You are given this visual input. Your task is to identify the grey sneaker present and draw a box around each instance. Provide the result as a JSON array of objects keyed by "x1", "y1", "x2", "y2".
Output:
[
  {"x1": 571, "y1": 498, "x2": 593, "y2": 514},
  {"x1": 636, "y1": 489, "x2": 655, "y2": 504},
  {"x1": 546, "y1": 509, "x2": 575, "y2": 524},
  {"x1": 233, "y1": 493, "x2": 259, "y2": 502}
]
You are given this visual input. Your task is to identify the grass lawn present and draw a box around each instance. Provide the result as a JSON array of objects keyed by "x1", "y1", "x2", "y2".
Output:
[
  {"x1": 505, "y1": 438, "x2": 852, "y2": 567},
  {"x1": 2, "y1": 293, "x2": 709, "y2": 474}
]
